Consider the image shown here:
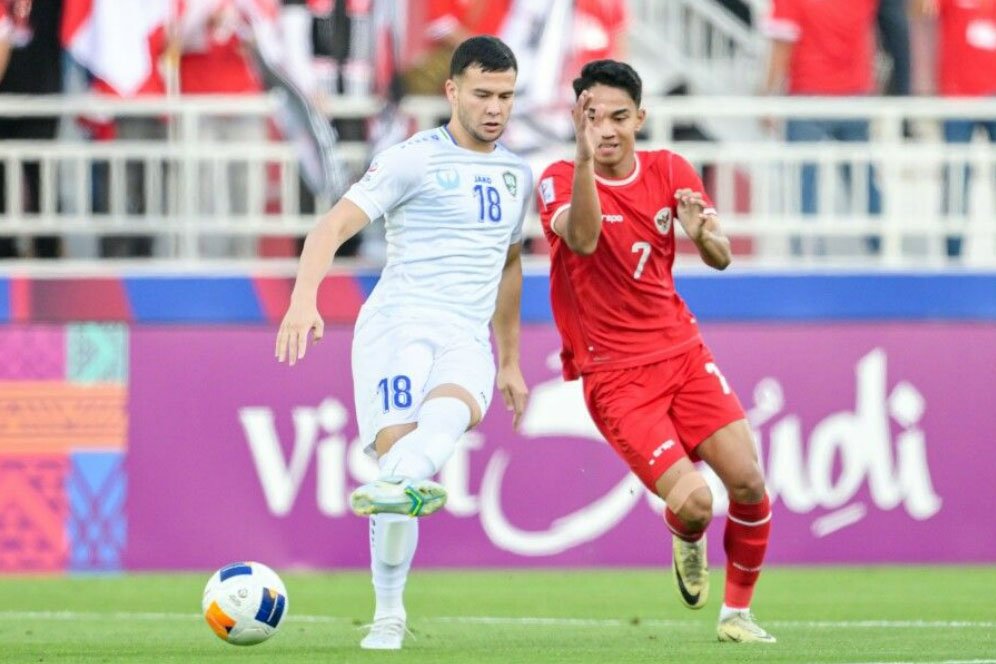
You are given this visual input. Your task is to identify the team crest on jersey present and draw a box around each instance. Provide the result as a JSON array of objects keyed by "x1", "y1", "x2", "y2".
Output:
[
  {"x1": 654, "y1": 207, "x2": 672, "y2": 234},
  {"x1": 435, "y1": 168, "x2": 461, "y2": 190},
  {"x1": 502, "y1": 171, "x2": 518, "y2": 197}
]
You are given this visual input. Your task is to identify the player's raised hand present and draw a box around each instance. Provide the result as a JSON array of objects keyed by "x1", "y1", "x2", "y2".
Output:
[
  {"x1": 275, "y1": 299, "x2": 325, "y2": 366},
  {"x1": 497, "y1": 364, "x2": 529, "y2": 430},
  {"x1": 572, "y1": 90, "x2": 597, "y2": 163},
  {"x1": 675, "y1": 188, "x2": 711, "y2": 242}
]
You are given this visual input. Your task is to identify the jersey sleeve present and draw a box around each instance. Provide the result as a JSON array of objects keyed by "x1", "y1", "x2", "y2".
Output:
[
  {"x1": 668, "y1": 152, "x2": 716, "y2": 215},
  {"x1": 343, "y1": 143, "x2": 425, "y2": 222},
  {"x1": 536, "y1": 162, "x2": 575, "y2": 240},
  {"x1": 510, "y1": 165, "x2": 533, "y2": 245},
  {"x1": 761, "y1": 0, "x2": 801, "y2": 42}
]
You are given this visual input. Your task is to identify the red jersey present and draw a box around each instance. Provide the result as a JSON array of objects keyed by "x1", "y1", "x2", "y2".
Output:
[
  {"x1": 937, "y1": 0, "x2": 996, "y2": 96},
  {"x1": 538, "y1": 151, "x2": 713, "y2": 381},
  {"x1": 177, "y1": 0, "x2": 276, "y2": 95},
  {"x1": 762, "y1": 0, "x2": 877, "y2": 95}
]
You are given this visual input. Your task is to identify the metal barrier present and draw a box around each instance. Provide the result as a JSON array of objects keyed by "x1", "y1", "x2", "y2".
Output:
[
  {"x1": 629, "y1": 0, "x2": 764, "y2": 96},
  {"x1": 0, "y1": 94, "x2": 994, "y2": 269}
]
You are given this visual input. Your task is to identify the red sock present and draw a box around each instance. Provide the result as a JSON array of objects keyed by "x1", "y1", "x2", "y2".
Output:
[
  {"x1": 723, "y1": 494, "x2": 772, "y2": 609},
  {"x1": 664, "y1": 507, "x2": 704, "y2": 542}
]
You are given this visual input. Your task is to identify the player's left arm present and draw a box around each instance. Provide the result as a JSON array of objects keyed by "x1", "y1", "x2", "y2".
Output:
[
  {"x1": 675, "y1": 188, "x2": 732, "y2": 270},
  {"x1": 670, "y1": 153, "x2": 731, "y2": 270},
  {"x1": 492, "y1": 241, "x2": 528, "y2": 429}
]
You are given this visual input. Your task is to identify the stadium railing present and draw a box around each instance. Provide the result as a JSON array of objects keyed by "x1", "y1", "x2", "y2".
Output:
[
  {"x1": 0, "y1": 94, "x2": 994, "y2": 270},
  {"x1": 629, "y1": 0, "x2": 763, "y2": 96}
]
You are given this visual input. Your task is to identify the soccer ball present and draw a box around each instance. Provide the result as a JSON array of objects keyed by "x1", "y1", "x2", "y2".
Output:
[{"x1": 202, "y1": 561, "x2": 289, "y2": 645}]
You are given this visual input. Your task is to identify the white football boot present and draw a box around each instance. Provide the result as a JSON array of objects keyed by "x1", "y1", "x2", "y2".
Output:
[
  {"x1": 360, "y1": 615, "x2": 409, "y2": 650},
  {"x1": 349, "y1": 477, "x2": 447, "y2": 517},
  {"x1": 717, "y1": 610, "x2": 777, "y2": 643}
]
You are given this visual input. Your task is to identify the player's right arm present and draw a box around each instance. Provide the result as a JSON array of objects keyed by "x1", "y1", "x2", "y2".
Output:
[
  {"x1": 276, "y1": 141, "x2": 424, "y2": 365},
  {"x1": 557, "y1": 90, "x2": 603, "y2": 255},
  {"x1": 275, "y1": 199, "x2": 370, "y2": 365}
]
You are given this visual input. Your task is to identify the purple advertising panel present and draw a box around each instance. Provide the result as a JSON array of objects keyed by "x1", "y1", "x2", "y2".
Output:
[{"x1": 126, "y1": 323, "x2": 996, "y2": 570}]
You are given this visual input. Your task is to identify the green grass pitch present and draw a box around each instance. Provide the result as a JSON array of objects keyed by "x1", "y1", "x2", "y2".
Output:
[{"x1": 1, "y1": 566, "x2": 993, "y2": 663}]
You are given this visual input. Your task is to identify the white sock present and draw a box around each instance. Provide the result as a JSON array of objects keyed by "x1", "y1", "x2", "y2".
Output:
[
  {"x1": 719, "y1": 603, "x2": 750, "y2": 621},
  {"x1": 369, "y1": 513, "x2": 418, "y2": 621},
  {"x1": 379, "y1": 397, "x2": 471, "y2": 480}
]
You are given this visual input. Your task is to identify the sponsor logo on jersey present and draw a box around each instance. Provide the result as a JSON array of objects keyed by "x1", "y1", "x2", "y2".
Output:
[
  {"x1": 436, "y1": 168, "x2": 461, "y2": 190},
  {"x1": 654, "y1": 206, "x2": 672, "y2": 234},
  {"x1": 502, "y1": 171, "x2": 518, "y2": 197},
  {"x1": 601, "y1": 214, "x2": 623, "y2": 223},
  {"x1": 539, "y1": 177, "x2": 555, "y2": 207},
  {"x1": 647, "y1": 439, "x2": 675, "y2": 466}
]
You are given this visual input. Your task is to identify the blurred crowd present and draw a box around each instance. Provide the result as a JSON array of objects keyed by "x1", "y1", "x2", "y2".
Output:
[
  {"x1": 0, "y1": 0, "x2": 994, "y2": 260},
  {"x1": 760, "y1": 0, "x2": 996, "y2": 257}
]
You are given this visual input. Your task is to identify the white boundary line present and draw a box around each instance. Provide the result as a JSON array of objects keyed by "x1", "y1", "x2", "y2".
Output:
[
  {"x1": 0, "y1": 611, "x2": 993, "y2": 630},
  {"x1": 843, "y1": 660, "x2": 996, "y2": 664}
]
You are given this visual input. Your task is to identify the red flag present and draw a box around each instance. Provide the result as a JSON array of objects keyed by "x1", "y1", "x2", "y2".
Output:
[{"x1": 61, "y1": 0, "x2": 170, "y2": 96}]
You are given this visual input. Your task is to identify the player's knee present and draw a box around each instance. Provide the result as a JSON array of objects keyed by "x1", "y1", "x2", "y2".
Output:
[
  {"x1": 677, "y1": 487, "x2": 713, "y2": 531},
  {"x1": 663, "y1": 471, "x2": 713, "y2": 529},
  {"x1": 374, "y1": 424, "x2": 416, "y2": 458},
  {"x1": 726, "y1": 470, "x2": 766, "y2": 505}
]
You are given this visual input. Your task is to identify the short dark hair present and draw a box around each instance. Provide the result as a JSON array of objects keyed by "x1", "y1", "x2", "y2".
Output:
[
  {"x1": 449, "y1": 36, "x2": 518, "y2": 78},
  {"x1": 572, "y1": 60, "x2": 642, "y2": 106}
]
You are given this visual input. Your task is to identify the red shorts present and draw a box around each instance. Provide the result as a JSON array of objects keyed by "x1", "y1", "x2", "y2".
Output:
[{"x1": 582, "y1": 343, "x2": 746, "y2": 492}]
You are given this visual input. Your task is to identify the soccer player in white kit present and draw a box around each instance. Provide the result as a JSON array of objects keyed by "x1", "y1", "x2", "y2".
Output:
[{"x1": 275, "y1": 36, "x2": 530, "y2": 650}]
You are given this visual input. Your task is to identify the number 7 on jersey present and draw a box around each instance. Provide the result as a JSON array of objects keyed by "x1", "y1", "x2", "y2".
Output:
[{"x1": 631, "y1": 241, "x2": 651, "y2": 279}]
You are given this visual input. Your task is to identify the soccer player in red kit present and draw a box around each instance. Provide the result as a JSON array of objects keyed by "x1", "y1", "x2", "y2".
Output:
[{"x1": 537, "y1": 60, "x2": 775, "y2": 643}]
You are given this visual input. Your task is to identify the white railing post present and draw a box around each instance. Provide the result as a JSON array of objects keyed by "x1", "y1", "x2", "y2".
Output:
[
  {"x1": 878, "y1": 110, "x2": 905, "y2": 265},
  {"x1": 965, "y1": 139, "x2": 995, "y2": 267},
  {"x1": 179, "y1": 107, "x2": 200, "y2": 261}
]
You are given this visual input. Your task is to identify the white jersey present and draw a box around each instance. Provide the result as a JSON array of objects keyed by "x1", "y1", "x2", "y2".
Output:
[{"x1": 344, "y1": 127, "x2": 532, "y2": 334}]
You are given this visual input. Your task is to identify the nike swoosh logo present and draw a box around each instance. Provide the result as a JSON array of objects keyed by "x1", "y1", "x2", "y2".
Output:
[{"x1": 674, "y1": 560, "x2": 701, "y2": 606}]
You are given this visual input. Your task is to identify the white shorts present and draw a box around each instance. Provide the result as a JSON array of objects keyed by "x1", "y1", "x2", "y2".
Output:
[{"x1": 351, "y1": 308, "x2": 495, "y2": 454}]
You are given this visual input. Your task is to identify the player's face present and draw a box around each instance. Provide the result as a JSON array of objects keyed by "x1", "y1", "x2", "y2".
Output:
[
  {"x1": 447, "y1": 66, "x2": 517, "y2": 148},
  {"x1": 584, "y1": 84, "x2": 646, "y2": 171}
]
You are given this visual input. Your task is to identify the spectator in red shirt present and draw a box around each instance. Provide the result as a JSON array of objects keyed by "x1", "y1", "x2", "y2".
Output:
[
  {"x1": 178, "y1": 0, "x2": 280, "y2": 257},
  {"x1": 425, "y1": 0, "x2": 510, "y2": 48},
  {"x1": 178, "y1": 0, "x2": 275, "y2": 95},
  {"x1": 915, "y1": 0, "x2": 996, "y2": 257},
  {"x1": 568, "y1": 0, "x2": 628, "y2": 73},
  {"x1": 405, "y1": 0, "x2": 511, "y2": 94},
  {"x1": 762, "y1": 0, "x2": 883, "y2": 241}
]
